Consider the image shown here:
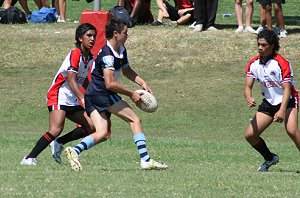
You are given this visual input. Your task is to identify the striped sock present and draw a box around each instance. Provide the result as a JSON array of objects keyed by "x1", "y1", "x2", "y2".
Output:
[
  {"x1": 27, "y1": 132, "x2": 55, "y2": 158},
  {"x1": 133, "y1": 133, "x2": 150, "y2": 162},
  {"x1": 74, "y1": 136, "x2": 94, "y2": 155}
]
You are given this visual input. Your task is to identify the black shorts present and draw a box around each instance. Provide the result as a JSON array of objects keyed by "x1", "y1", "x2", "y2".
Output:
[
  {"x1": 258, "y1": 98, "x2": 296, "y2": 117},
  {"x1": 48, "y1": 105, "x2": 84, "y2": 114},
  {"x1": 85, "y1": 94, "x2": 121, "y2": 116},
  {"x1": 257, "y1": 0, "x2": 285, "y2": 4},
  {"x1": 163, "y1": 0, "x2": 194, "y2": 22}
]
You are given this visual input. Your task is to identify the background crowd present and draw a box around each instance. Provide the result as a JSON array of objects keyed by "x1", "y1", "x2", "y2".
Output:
[{"x1": 0, "y1": 0, "x2": 288, "y2": 37}]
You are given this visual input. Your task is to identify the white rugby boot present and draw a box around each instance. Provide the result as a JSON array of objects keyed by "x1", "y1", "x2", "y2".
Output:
[
  {"x1": 140, "y1": 159, "x2": 168, "y2": 170},
  {"x1": 65, "y1": 147, "x2": 82, "y2": 171}
]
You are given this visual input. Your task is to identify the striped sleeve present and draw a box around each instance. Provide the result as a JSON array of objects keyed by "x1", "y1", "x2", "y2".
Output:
[
  {"x1": 68, "y1": 48, "x2": 81, "y2": 73},
  {"x1": 275, "y1": 54, "x2": 292, "y2": 84}
]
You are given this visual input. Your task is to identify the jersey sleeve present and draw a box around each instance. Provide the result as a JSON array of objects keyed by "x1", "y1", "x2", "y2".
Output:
[
  {"x1": 245, "y1": 56, "x2": 259, "y2": 79},
  {"x1": 102, "y1": 55, "x2": 115, "y2": 71},
  {"x1": 68, "y1": 48, "x2": 81, "y2": 73},
  {"x1": 276, "y1": 55, "x2": 292, "y2": 84}
]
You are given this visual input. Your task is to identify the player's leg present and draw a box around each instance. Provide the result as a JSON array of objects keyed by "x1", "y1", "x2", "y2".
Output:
[
  {"x1": 285, "y1": 108, "x2": 300, "y2": 150},
  {"x1": 49, "y1": 109, "x2": 95, "y2": 164},
  {"x1": 109, "y1": 100, "x2": 167, "y2": 170},
  {"x1": 21, "y1": 109, "x2": 66, "y2": 165},
  {"x1": 64, "y1": 110, "x2": 109, "y2": 171},
  {"x1": 245, "y1": 112, "x2": 278, "y2": 171}
]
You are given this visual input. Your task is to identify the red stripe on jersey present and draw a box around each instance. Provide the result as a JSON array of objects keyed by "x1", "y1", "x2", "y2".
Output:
[
  {"x1": 245, "y1": 55, "x2": 260, "y2": 75},
  {"x1": 47, "y1": 73, "x2": 65, "y2": 106},
  {"x1": 274, "y1": 54, "x2": 291, "y2": 80},
  {"x1": 69, "y1": 48, "x2": 81, "y2": 72}
]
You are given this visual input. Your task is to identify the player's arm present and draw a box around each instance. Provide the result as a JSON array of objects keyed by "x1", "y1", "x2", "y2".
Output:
[
  {"x1": 273, "y1": 82, "x2": 291, "y2": 122},
  {"x1": 103, "y1": 68, "x2": 141, "y2": 103},
  {"x1": 67, "y1": 71, "x2": 85, "y2": 105},
  {"x1": 244, "y1": 77, "x2": 256, "y2": 107},
  {"x1": 122, "y1": 66, "x2": 152, "y2": 93}
]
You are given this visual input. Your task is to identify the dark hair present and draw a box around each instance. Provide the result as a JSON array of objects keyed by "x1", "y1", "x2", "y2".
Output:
[
  {"x1": 257, "y1": 28, "x2": 280, "y2": 52},
  {"x1": 105, "y1": 18, "x2": 126, "y2": 39},
  {"x1": 75, "y1": 23, "x2": 97, "y2": 48}
]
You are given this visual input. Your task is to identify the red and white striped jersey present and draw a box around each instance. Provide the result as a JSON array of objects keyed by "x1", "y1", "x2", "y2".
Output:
[
  {"x1": 47, "y1": 48, "x2": 94, "y2": 107},
  {"x1": 245, "y1": 54, "x2": 299, "y2": 106}
]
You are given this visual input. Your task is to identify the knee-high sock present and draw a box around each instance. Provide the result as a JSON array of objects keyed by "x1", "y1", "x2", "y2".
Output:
[
  {"x1": 57, "y1": 127, "x2": 88, "y2": 145},
  {"x1": 73, "y1": 135, "x2": 95, "y2": 155},
  {"x1": 133, "y1": 133, "x2": 150, "y2": 162},
  {"x1": 252, "y1": 137, "x2": 274, "y2": 161},
  {"x1": 27, "y1": 132, "x2": 55, "y2": 158}
]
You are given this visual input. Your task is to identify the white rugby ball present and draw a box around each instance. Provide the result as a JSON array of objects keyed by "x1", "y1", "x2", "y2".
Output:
[{"x1": 135, "y1": 90, "x2": 158, "y2": 113}]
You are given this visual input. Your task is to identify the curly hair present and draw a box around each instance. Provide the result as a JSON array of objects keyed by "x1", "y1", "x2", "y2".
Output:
[
  {"x1": 75, "y1": 23, "x2": 97, "y2": 48},
  {"x1": 257, "y1": 28, "x2": 280, "y2": 52}
]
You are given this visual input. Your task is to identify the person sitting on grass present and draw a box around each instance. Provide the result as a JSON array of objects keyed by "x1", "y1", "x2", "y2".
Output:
[
  {"x1": 64, "y1": 18, "x2": 168, "y2": 171},
  {"x1": 118, "y1": 0, "x2": 154, "y2": 25},
  {"x1": 244, "y1": 28, "x2": 300, "y2": 172},
  {"x1": 152, "y1": 0, "x2": 194, "y2": 26}
]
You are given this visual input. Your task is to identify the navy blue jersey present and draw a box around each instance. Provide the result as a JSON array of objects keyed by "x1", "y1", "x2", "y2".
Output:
[{"x1": 85, "y1": 41, "x2": 129, "y2": 96}]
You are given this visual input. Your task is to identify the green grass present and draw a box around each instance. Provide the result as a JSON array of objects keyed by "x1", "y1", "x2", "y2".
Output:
[{"x1": 2, "y1": 0, "x2": 300, "y2": 197}]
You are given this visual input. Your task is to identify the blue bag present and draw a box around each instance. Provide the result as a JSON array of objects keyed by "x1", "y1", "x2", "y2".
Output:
[{"x1": 28, "y1": 7, "x2": 57, "y2": 23}]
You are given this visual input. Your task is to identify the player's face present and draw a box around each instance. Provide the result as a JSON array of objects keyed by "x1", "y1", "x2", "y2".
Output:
[
  {"x1": 79, "y1": 29, "x2": 96, "y2": 51},
  {"x1": 257, "y1": 38, "x2": 274, "y2": 57},
  {"x1": 116, "y1": 25, "x2": 128, "y2": 44}
]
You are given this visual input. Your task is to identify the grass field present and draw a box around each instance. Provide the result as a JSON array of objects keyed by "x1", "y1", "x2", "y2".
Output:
[{"x1": 1, "y1": 0, "x2": 300, "y2": 197}]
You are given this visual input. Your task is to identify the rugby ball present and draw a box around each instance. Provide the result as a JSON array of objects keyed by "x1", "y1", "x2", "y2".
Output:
[{"x1": 135, "y1": 90, "x2": 158, "y2": 113}]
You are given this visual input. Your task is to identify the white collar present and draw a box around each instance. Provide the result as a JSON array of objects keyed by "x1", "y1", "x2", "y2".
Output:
[{"x1": 107, "y1": 41, "x2": 125, "y2": 59}]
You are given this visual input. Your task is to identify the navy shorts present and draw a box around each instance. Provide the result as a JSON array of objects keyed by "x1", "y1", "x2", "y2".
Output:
[
  {"x1": 258, "y1": 98, "x2": 296, "y2": 117},
  {"x1": 85, "y1": 94, "x2": 122, "y2": 116}
]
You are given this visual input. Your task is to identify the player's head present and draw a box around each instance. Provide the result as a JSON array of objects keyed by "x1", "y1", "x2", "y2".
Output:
[
  {"x1": 105, "y1": 18, "x2": 127, "y2": 40},
  {"x1": 257, "y1": 28, "x2": 280, "y2": 53},
  {"x1": 75, "y1": 23, "x2": 97, "y2": 48}
]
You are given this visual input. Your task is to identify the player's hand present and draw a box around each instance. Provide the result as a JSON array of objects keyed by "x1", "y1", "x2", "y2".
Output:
[
  {"x1": 130, "y1": 91, "x2": 141, "y2": 105},
  {"x1": 246, "y1": 97, "x2": 256, "y2": 107},
  {"x1": 140, "y1": 83, "x2": 152, "y2": 94},
  {"x1": 273, "y1": 110, "x2": 285, "y2": 123}
]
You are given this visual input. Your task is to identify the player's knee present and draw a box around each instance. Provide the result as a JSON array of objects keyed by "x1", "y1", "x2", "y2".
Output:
[
  {"x1": 286, "y1": 129, "x2": 299, "y2": 139},
  {"x1": 245, "y1": 131, "x2": 255, "y2": 142}
]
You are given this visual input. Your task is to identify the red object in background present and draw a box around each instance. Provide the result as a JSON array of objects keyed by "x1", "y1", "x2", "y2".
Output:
[{"x1": 80, "y1": 10, "x2": 113, "y2": 57}]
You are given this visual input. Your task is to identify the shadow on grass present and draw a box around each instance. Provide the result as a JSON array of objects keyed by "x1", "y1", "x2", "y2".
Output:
[{"x1": 275, "y1": 168, "x2": 300, "y2": 174}]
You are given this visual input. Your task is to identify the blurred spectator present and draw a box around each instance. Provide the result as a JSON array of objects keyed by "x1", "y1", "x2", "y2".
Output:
[
  {"x1": 190, "y1": 0, "x2": 219, "y2": 32},
  {"x1": 152, "y1": 0, "x2": 194, "y2": 26},
  {"x1": 119, "y1": 0, "x2": 154, "y2": 25},
  {"x1": 235, "y1": 0, "x2": 256, "y2": 33},
  {"x1": 55, "y1": 0, "x2": 66, "y2": 22},
  {"x1": 0, "y1": 0, "x2": 50, "y2": 16},
  {"x1": 256, "y1": 0, "x2": 287, "y2": 38},
  {"x1": 1, "y1": 0, "x2": 30, "y2": 15}
]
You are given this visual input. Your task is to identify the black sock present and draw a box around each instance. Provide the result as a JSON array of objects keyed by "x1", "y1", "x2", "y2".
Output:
[
  {"x1": 56, "y1": 127, "x2": 88, "y2": 145},
  {"x1": 252, "y1": 138, "x2": 274, "y2": 161},
  {"x1": 27, "y1": 132, "x2": 55, "y2": 158}
]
